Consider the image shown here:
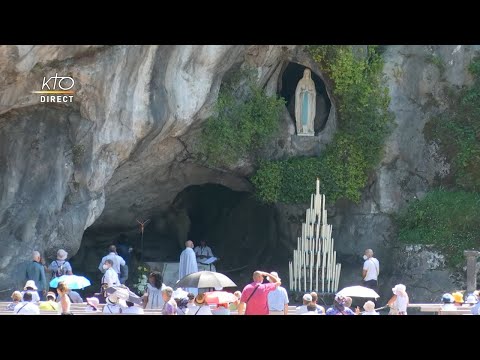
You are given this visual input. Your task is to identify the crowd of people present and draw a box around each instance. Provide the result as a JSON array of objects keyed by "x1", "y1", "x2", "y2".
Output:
[{"x1": 8, "y1": 244, "x2": 480, "y2": 315}]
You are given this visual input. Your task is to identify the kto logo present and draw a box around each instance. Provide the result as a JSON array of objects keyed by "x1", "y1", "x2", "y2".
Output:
[{"x1": 32, "y1": 73, "x2": 75, "y2": 103}]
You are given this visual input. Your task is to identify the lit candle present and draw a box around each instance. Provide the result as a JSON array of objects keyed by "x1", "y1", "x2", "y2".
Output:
[{"x1": 316, "y1": 178, "x2": 320, "y2": 195}]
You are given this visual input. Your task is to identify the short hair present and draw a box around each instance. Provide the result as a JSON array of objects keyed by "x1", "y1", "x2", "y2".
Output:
[
  {"x1": 162, "y1": 286, "x2": 173, "y2": 297},
  {"x1": 108, "y1": 245, "x2": 117, "y2": 253},
  {"x1": 365, "y1": 249, "x2": 374, "y2": 256},
  {"x1": 105, "y1": 259, "x2": 114, "y2": 266},
  {"x1": 311, "y1": 292, "x2": 318, "y2": 302},
  {"x1": 234, "y1": 291, "x2": 242, "y2": 299},
  {"x1": 307, "y1": 304, "x2": 317, "y2": 312},
  {"x1": 345, "y1": 297, "x2": 353, "y2": 308},
  {"x1": 32, "y1": 251, "x2": 40, "y2": 259},
  {"x1": 253, "y1": 271, "x2": 263, "y2": 281},
  {"x1": 187, "y1": 292, "x2": 195, "y2": 300},
  {"x1": 11, "y1": 291, "x2": 22, "y2": 302},
  {"x1": 23, "y1": 292, "x2": 33, "y2": 302}
]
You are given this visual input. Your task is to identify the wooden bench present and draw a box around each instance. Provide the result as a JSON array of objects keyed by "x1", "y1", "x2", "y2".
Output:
[{"x1": 438, "y1": 309, "x2": 473, "y2": 315}]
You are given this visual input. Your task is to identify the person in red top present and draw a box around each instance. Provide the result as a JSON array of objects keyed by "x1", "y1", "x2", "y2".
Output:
[{"x1": 238, "y1": 271, "x2": 281, "y2": 315}]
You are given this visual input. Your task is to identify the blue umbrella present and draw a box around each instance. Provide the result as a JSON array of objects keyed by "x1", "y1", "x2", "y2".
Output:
[{"x1": 49, "y1": 275, "x2": 91, "y2": 289}]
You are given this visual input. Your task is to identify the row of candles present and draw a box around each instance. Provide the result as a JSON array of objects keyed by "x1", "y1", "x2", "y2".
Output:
[{"x1": 288, "y1": 179, "x2": 342, "y2": 293}]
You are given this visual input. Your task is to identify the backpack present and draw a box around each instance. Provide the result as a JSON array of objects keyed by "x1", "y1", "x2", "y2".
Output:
[{"x1": 53, "y1": 260, "x2": 68, "y2": 278}]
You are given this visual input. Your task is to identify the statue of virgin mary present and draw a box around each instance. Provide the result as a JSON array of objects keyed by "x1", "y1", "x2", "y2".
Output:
[{"x1": 295, "y1": 68, "x2": 316, "y2": 136}]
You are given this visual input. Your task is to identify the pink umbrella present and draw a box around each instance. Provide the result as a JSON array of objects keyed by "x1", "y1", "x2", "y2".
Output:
[{"x1": 204, "y1": 291, "x2": 237, "y2": 304}]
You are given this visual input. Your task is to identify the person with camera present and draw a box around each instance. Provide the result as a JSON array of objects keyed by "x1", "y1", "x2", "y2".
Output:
[{"x1": 238, "y1": 270, "x2": 281, "y2": 315}]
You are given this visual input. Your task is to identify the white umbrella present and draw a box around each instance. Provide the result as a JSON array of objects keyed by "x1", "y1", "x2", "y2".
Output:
[{"x1": 336, "y1": 285, "x2": 380, "y2": 299}]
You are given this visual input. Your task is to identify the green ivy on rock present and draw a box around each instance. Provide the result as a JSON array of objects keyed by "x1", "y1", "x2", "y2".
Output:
[
  {"x1": 198, "y1": 69, "x2": 285, "y2": 168},
  {"x1": 396, "y1": 190, "x2": 480, "y2": 267}
]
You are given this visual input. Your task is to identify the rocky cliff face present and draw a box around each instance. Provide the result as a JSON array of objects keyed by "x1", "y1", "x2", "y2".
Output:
[{"x1": 0, "y1": 45, "x2": 478, "y2": 301}]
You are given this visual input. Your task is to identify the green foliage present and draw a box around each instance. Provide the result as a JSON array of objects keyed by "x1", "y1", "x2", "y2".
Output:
[
  {"x1": 132, "y1": 263, "x2": 150, "y2": 296},
  {"x1": 252, "y1": 134, "x2": 369, "y2": 204},
  {"x1": 199, "y1": 69, "x2": 285, "y2": 167},
  {"x1": 425, "y1": 56, "x2": 480, "y2": 191},
  {"x1": 397, "y1": 56, "x2": 480, "y2": 268},
  {"x1": 253, "y1": 46, "x2": 392, "y2": 204},
  {"x1": 396, "y1": 190, "x2": 480, "y2": 267}
]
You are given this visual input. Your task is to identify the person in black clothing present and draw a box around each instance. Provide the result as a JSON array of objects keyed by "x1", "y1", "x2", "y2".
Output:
[{"x1": 115, "y1": 233, "x2": 132, "y2": 265}]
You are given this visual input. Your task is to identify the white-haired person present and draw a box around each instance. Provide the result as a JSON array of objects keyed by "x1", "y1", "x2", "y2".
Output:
[
  {"x1": 388, "y1": 284, "x2": 409, "y2": 315},
  {"x1": 161, "y1": 286, "x2": 178, "y2": 315},
  {"x1": 25, "y1": 250, "x2": 47, "y2": 301},
  {"x1": 361, "y1": 300, "x2": 379, "y2": 315}
]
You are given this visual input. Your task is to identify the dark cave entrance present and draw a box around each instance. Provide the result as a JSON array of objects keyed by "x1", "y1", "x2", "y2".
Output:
[
  {"x1": 279, "y1": 62, "x2": 331, "y2": 134},
  {"x1": 71, "y1": 183, "x2": 289, "y2": 295}
]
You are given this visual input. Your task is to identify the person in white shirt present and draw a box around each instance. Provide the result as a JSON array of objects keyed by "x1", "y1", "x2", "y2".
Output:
[
  {"x1": 310, "y1": 292, "x2": 325, "y2": 314},
  {"x1": 388, "y1": 284, "x2": 409, "y2": 315},
  {"x1": 194, "y1": 240, "x2": 217, "y2": 271},
  {"x1": 14, "y1": 292, "x2": 40, "y2": 315},
  {"x1": 301, "y1": 304, "x2": 320, "y2": 315},
  {"x1": 142, "y1": 272, "x2": 166, "y2": 309},
  {"x1": 103, "y1": 289, "x2": 128, "y2": 314},
  {"x1": 98, "y1": 245, "x2": 125, "y2": 278},
  {"x1": 187, "y1": 293, "x2": 212, "y2": 315},
  {"x1": 267, "y1": 271, "x2": 289, "y2": 315},
  {"x1": 362, "y1": 248, "x2": 380, "y2": 292},
  {"x1": 186, "y1": 292, "x2": 196, "y2": 309},
  {"x1": 441, "y1": 293, "x2": 457, "y2": 311},
  {"x1": 21, "y1": 280, "x2": 40, "y2": 304},
  {"x1": 122, "y1": 301, "x2": 145, "y2": 314},
  {"x1": 295, "y1": 293, "x2": 312, "y2": 315},
  {"x1": 101, "y1": 259, "x2": 120, "y2": 288}
]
